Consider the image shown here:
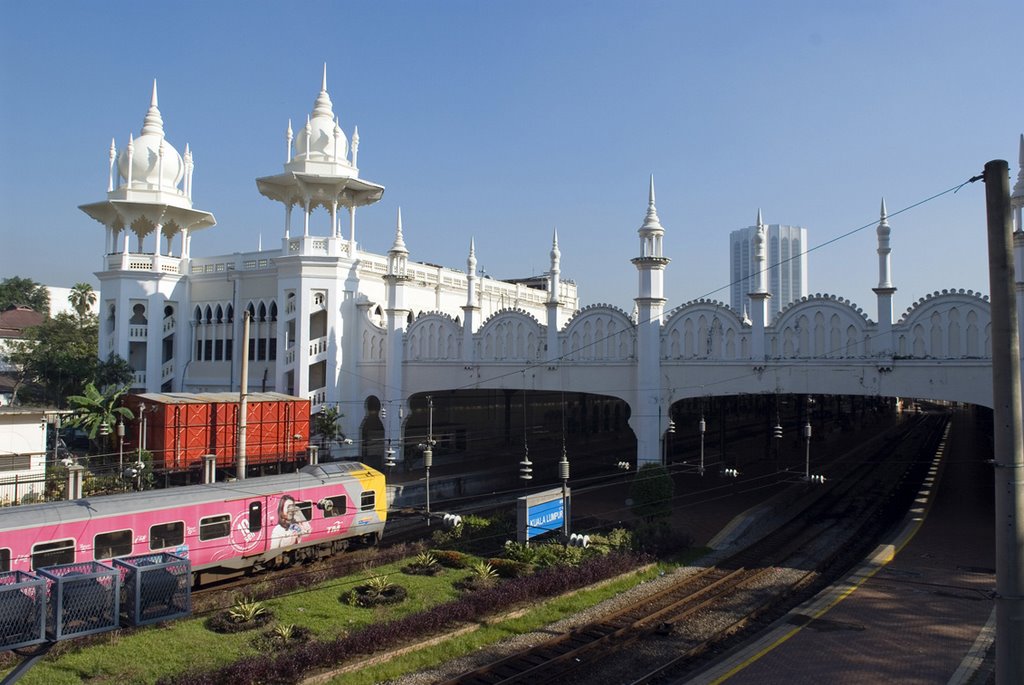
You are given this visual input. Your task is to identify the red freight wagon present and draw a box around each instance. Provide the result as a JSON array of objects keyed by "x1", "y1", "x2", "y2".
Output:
[{"x1": 122, "y1": 392, "x2": 311, "y2": 474}]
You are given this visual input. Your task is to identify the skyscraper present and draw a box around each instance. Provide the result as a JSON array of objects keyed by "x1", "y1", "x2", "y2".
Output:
[{"x1": 729, "y1": 216, "x2": 808, "y2": 316}]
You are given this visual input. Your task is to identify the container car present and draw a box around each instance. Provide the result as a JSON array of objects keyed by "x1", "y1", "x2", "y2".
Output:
[
  {"x1": 123, "y1": 391, "x2": 311, "y2": 475},
  {"x1": 0, "y1": 462, "x2": 386, "y2": 584}
]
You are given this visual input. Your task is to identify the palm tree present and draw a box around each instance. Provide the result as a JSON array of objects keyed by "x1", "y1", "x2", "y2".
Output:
[
  {"x1": 312, "y1": 406, "x2": 345, "y2": 456},
  {"x1": 68, "y1": 282, "x2": 97, "y2": 318},
  {"x1": 66, "y1": 382, "x2": 134, "y2": 456}
]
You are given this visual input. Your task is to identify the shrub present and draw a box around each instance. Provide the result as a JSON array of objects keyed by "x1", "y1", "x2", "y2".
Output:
[
  {"x1": 629, "y1": 463, "x2": 675, "y2": 522},
  {"x1": 632, "y1": 521, "x2": 692, "y2": 557},
  {"x1": 228, "y1": 597, "x2": 268, "y2": 623},
  {"x1": 251, "y1": 623, "x2": 313, "y2": 652},
  {"x1": 341, "y1": 574, "x2": 409, "y2": 607},
  {"x1": 402, "y1": 551, "x2": 443, "y2": 576},
  {"x1": 433, "y1": 549, "x2": 471, "y2": 569},
  {"x1": 502, "y1": 541, "x2": 537, "y2": 563},
  {"x1": 487, "y1": 557, "x2": 534, "y2": 578},
  {"x1": 205, "y1": 596, "x2": 274, "y2": 633}
]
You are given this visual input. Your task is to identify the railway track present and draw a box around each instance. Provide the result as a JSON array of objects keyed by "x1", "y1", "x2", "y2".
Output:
[{"x1": 436, "y1": 413, "x2": 948, "y2": 685}]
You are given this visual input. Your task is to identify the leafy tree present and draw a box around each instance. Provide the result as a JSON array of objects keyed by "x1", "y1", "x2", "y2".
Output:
[
  {"x1": 628, "y1": 463, "x2": 675, "y2": 523},
  {"x1": 6, "y1": 312, "x2": 99, "y2": 406},
  {"x1": 68, "y1": 282, "x2": 97, "y2": 317},
  {"x1": 95, "y1": 353, "x2": 134, "y2": 388},
  {"x1": 66, "y1": 382, "x2": 135, "y2": 455},
  {"x1": 0, "y1": 276, "x2": 49, "y2": 313},
  {"x1": 312, "y1": 405, "x2": 345, "y2": 455}
]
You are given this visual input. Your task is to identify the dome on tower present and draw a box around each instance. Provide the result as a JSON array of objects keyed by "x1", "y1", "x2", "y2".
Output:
[
  {"x1": 292, "y1": 66, "x2": 348, "y2": 162},
  {"x1": 116, "y1": 81, "x2": 185, "y2": 191}
]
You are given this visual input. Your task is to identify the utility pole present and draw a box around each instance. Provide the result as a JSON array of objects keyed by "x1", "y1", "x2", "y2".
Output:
[
  {"x1": 984, "y1": 158, "x2": 1024, "y2": 685},
  {"x1": 237, "y1": 311, "x2": 250, "y2": 480}
]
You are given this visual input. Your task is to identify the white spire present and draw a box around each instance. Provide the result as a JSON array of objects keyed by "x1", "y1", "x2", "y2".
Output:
[
  {"x1": 638, "y1": 175, "x2": 665, "y2": 257},
  {"x1": 877, "y1": 197, "x2": 893, "y2": 289},
  {"x1": 756, "y1": 207, "x2": 764, "y2": 229},
  {"x1": 351, "y1": 125, "x2": 360, "y2": 167},
  {"x1": 391, "y1": 207, "x2": 408, "y2": 253},
  {"x1": 286, "y1": 119, "x2": 293, "y2": 163},
  {"x1": 322, "y1": 62, "x2": 328, "y2": 92},
  {"x1": 550, "y1": 227, "x2": 560, "y2": 263},
  {"x1": 1013, "y1": 133, "x2": 1024, "y2": 201},
  {"x1": 140, "y1": 79, "x2": 164, "y2": 138},
  {"x1": 753, "y1": 208, "x2": 767, "y2": 294},
  {"x1": 108, "y1": 138, "x2": 117, "y2": 191},
  {"x1": 468, "y1": 236, "x2": 477, "y2": 273}
]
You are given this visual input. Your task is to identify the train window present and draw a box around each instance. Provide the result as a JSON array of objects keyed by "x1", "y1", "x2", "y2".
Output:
[
  {"x1": 94, "y1": 529, "x2": 133, "y2": 560},
  {"x1": 150, "y1": 521, "x2": 184, "y2": 550},
  {"x1": 199, "y1": 514, "x2": 231, "y2": 541},
  {"x1": 360, "y1": 491, "x2": 375, "y2": 511},
  {"x1": 248, "y1": 501, "x2": 263, "y2": 533},
  {"x1": 321, "y1": 495, "x2": 347, "y2": 518},
  {"x1": 0, "y1": 548, "x2": 10, "y2": 572},
  {"x1": 31, "y1": 539, "x2": 74, "y2": 570},
  {"x1": 296, "y1": 501, "x2": 312, "y2": 524}
]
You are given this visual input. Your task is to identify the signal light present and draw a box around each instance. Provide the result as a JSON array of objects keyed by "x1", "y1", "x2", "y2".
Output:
[{"x1": 568, "y1": 533, "x2": 590, "y2": 548}]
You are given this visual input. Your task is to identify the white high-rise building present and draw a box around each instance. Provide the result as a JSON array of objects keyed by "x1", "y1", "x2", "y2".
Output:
[{"x1": 729, "y1": 213, "x2": 808, "y2": 316}]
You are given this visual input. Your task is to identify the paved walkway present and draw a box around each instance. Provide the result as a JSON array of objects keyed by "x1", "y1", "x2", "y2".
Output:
[{"x1": 687, "y1": 410, "x2": 996, "y2": 685}]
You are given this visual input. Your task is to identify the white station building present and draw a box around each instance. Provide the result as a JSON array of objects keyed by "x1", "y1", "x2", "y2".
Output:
[{"x1": 80, "y1": 69, "x2": 579, "y2": 446}]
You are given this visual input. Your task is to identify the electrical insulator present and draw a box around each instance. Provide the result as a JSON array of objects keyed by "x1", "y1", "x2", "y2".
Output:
[
  {"x1": 617, "y1": 461, "x2": 631, "y2": 471},
  {"x1": 559, "y1": 457, "x2": 570, "y2": 481},
  {"x1": 722, "y1": 467, "x2": 739, "y2": 478},
  {"x1": 568, "y1": 533, "x2": 590, "y2": 548},
  {"x1": 773, "y1": 424, "x2": 783, "y2": 439},
  {"x1": 422, "y1": 448, "x2": 433, "y2": 468},
  {"x1": 442, "y1": 513, "x2": 462, "y2": 529},
  {"x1": 519, "y1": 458, "x2": 533, "y2": 480},
  {"x1": 379, "y1": 406, "x2": 386, "y2": 419},
  {"x1": 384, "y1": 448, "x2": 396, "y2": 468},
  {"x1": 810, "y1": 474, "x2": 827, "y2": 484}
]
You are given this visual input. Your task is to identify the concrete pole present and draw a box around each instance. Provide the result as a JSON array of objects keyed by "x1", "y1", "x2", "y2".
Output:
[
  {"x1": 984, "y1": 158, "x2": 1024, "y2": 685},
  {"x1": 237, "y1": 311, "x2": 250, "y2": 480}
]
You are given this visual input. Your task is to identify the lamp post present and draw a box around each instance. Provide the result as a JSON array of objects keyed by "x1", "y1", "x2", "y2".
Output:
[{"x1": 699, "y1": 416, "x2": 706, "y2": 475}]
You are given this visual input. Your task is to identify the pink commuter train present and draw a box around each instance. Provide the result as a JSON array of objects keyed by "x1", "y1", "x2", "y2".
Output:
[{"x1": 0, "y1": 462, "x2": 388, "y2": 584}]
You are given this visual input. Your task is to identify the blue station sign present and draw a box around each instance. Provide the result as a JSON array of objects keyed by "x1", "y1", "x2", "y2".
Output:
[{"x1": 517, "y1": 487, "x2": 570, "y2": 542}]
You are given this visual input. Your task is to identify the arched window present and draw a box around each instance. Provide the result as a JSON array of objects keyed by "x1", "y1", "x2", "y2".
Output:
[
  {"x1": 269, "y1": 301, "x2": 278, "y2": 322},
  {"x1": 194, "y1": 306, "x2": 202, "y2": 323},
  {"x1": 258, "y1": 302, "x2": 267, "y2": 323},
  {"x1": 226, "y1": 304, "x2": 234, "y2": 323},
  {"x1": 215, "y1": 305, "x2": 223, "y2": 324}
]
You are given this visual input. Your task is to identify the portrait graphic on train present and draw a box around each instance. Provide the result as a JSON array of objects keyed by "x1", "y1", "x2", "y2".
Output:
[{"x1": 270, "y1": 494, "x2": 312, "y2": 549}]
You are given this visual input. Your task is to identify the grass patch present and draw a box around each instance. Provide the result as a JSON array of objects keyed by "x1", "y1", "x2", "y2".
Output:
[
  {"x1": 319, "y1": 563, "x2": 667, "y2": 685},
  {"x1": 0, "y1": 560, "x2": 463, "y2": 685}
]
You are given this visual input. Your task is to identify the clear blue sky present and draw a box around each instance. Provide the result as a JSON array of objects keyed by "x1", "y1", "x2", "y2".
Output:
[{"x1": 1, "y1": 1, "x2": 1021, "y2": 316}]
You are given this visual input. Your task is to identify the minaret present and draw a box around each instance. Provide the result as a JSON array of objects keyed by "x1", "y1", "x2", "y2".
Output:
[
  {"x1": 872, "y1": 198, "x2": 897, "y2": 354},
  {"x1": 79, "y1": 81, "x2": 216, "y2": 393},
  {"x1": 631, "y1": 176, "x2": 670, "y2": 465},
  {"x1": 546, "y1": 229, "x2": 561, "y2": 362},
  {"x1": 383, "y1": 209, "x2": 411, "y2": 465},
  {"x1": 462, "y1": 238, "x2": 479, "y2": 363},
  {"x1": 256, "y1": 65, "x2": 384, "y2": 248},
  {"x1": 748, "y1": 209, "x2": 771, "y2": 360}
]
